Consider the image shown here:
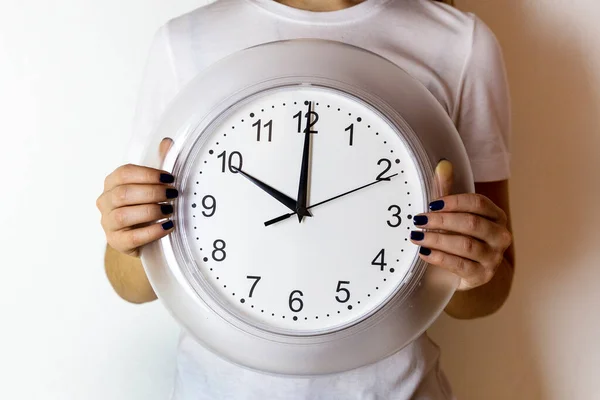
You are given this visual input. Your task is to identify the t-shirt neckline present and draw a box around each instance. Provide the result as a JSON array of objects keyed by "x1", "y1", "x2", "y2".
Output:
[{"x1": 246, "y1": 0, "x2": 391, "y2": 23}]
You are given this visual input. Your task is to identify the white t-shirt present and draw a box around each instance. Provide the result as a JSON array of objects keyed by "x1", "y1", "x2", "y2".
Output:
[{"x1": 128, "y1": 0, "x2": 511, "y2": 399}]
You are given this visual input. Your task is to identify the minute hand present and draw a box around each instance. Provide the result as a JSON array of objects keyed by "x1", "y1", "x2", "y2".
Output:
[
  {"x1": 264, "y1": 173, "x2": 399, "y2": 227},
  {"x1": 296, "y1": 101, "x2": 313, "y2": 222}
]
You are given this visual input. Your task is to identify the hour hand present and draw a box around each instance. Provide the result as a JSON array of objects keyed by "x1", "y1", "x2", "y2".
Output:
[{"x1": 232, "y1": 167, "x2": 297, "y2": 212}]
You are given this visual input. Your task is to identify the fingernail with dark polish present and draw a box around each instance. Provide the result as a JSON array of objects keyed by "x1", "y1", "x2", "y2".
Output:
[
  {"x1": 429, "y1": 200, "x2": 445, "y2": 211},
  {"x1": 162, "y1": 220, "x2": 174, "y2": 230},
  {"x1": 413, "y1": 215, "x2": 428, "y2": 226},
  {"x1": 166, "y1": 188, "x2": 179, "y2": 199},
  {"x1": 420, "y1": 247, "x2": 432, "y2": 256},
  {"x1": 161, "y1": 204, "x2": 173, "y2": 215},
  {"x1": 411, "y1": 231, "x2": 425, "y2": 241},
  {"x1": 160, "y1": 173, "x2": 175, "y2": 184}
]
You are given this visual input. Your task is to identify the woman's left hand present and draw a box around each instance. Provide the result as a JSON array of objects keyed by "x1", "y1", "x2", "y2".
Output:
[{"x1": 410, "y1": 160, "x2": 513, "y2": 291}]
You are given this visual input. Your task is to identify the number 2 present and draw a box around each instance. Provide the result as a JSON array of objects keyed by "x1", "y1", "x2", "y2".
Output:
[{"x1": 376, "y1": 159, "x2": 392, "y2": 181}]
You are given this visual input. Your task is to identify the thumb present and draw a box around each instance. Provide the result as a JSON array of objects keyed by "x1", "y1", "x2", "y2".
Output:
[
  {"x1": 159, "y1": 137, "x2": 174, "y2": 163},
  {"x1": 434, "y1": 159, "x2": 454, "y2": 197}
]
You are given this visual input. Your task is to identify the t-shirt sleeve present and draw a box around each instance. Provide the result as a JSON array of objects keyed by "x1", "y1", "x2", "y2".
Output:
[
  {"x1": 454, "y1": 16, "x2": 511, "y2": 182},
  {"x1": 124, "y1": 24, "x2": 180, "y2": 165}
]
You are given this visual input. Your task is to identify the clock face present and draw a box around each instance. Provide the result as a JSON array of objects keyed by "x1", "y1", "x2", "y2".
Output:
[{"x1": 177, "y1": 86, "x2": 426, "y2": 334}]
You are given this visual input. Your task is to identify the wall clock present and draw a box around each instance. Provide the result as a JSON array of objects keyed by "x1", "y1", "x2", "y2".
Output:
[{"x1": 139, "y1": 40, "x2": 474, "y2": 376}]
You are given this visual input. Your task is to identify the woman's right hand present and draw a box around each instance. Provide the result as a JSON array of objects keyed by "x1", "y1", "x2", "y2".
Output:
[{"x1": 96, "y1": 140, "x2": 177, "y2": 257}]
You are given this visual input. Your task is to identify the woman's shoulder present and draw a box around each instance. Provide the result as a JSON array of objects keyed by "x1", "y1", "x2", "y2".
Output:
[{"x1": 387, "y1": 0, "x2": 479, "y2": 39}]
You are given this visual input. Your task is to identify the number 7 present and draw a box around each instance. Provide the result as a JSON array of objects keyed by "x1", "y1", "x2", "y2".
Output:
[{"x1": 247, "y1": 276, "x2": 261, "y2": 298}]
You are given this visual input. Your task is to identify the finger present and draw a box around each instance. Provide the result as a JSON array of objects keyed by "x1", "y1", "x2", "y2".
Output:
[
  {"x1": 413, "y1": 212, "x2": 506, "y2": 248},
  {"x1": 434, "y1": 159, "x2": 454, "y2": 197},
  {"x1": 428, "y1": 193, "x2": 507, "y2": 224},
  {"x1": 108, "y1": 220, "x2": 175, "y2": 255},
  {"x1": 417, "y1": 247, "x2": 491, "y2": 288},
  {"x1": 159, "y1": 137, "x2": 173, "y2": 161},
  {"x1": 104, "y1": 203, "x2": 174, "y2": 231},
  {"x1": 104, "y1": 164, "x2": 175, "y2": 192},
  {"x1": 410, "y1": 230, "x2": 493, "y2": 266},
  {"x1": 99, "y1": 184, "x2": 178, "y2": 210}
]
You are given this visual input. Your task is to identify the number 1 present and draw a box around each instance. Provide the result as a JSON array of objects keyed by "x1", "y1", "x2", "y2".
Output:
[{"x1": 345, "y1": 123, "x2": 354, "y2": 146}]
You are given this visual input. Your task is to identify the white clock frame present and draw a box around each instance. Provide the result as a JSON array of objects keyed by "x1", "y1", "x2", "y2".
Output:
[{"x1": 140, "y1": 40, "x2": 474, "y2": 376}]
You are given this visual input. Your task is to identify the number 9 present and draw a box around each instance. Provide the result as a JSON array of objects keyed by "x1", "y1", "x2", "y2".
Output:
[{"x1": 202, "y1": 195, "x2": 216, "y2": 217}]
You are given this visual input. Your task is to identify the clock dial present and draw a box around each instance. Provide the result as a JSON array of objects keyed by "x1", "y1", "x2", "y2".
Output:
[{"x1": 178, "y1": 86, "x2": 425, "y2": 334}]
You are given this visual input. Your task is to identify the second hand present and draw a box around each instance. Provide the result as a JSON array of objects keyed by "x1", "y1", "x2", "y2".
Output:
[{"x1": 264, "y1": 173, "x2": 399, "y2": 227}]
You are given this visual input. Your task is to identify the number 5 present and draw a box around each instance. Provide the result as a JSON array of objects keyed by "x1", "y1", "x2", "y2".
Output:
[{"x1": 335, "y1": 281, "x2": 350, "y2": 303}]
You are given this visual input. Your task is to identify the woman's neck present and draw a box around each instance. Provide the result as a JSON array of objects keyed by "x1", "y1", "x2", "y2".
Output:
[{"x1": 276, "y1": 0, "x2": 365, "y2": 12}]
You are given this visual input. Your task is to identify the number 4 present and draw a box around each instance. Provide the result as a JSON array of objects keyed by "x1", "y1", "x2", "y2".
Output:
[{"x1": 371, "y1": 249, "x2": 387, "y2": 271}]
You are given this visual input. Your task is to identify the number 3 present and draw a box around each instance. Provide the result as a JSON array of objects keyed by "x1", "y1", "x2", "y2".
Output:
[{"x1": 387, "y1": 205, "x2": 402, "y2": 227}]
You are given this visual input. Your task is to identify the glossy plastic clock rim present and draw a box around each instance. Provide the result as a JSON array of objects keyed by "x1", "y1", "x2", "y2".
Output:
[{"x1": 140, "y1": 39, "x2": 474, "y2": 376}]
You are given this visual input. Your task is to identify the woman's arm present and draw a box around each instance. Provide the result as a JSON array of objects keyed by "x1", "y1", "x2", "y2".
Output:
[
  {"x1": 104, "y1": 245, "x2": 158, "y2": 304},
  {"x1": 444, "y1": 180, "x2": 515, "y2": 319}
]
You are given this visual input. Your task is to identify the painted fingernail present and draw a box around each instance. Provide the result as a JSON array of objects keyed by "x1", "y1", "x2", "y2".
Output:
[
  {"x1": 429, "y1": 200, "x2": 445, "y2": 211},
  {"x1": 419, "y1": 247, "x2": 432, "y2": 256},
  {"x1": 411, "y1": 231, "x2": 425, "y2": 241},
  {"x1": 413, "y1": 215, "x2": 428, "y2": 226},
  {"x1": 160, "y1": 173, "x2": 175, "y2": 184},
  {"x1": 166, "y1": 188, "x2": 179, "y2": 199},
  {"x1": 162, "y1": 220, "x2": 174, "y2": 230},
  {"x1": 161, "y1": 204, "x2": 173, "y2": 215}
]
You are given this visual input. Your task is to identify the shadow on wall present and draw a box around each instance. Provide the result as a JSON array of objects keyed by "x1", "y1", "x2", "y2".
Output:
[{"x1": 429, "y1": 1, "x2": 600, "y2": 400}]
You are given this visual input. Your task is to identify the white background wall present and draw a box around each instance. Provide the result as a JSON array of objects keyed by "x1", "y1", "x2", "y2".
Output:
[{"x1": 0, "y1": 0, "x2": 598, "y2": 399}]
